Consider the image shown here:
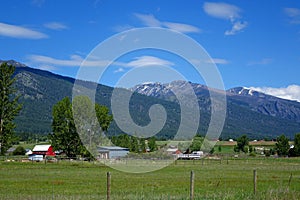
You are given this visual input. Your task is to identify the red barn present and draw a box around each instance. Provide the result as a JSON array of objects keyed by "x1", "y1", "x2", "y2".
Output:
[{"x1": 32, "y1": 145, "x2": 56, "y2": 157}]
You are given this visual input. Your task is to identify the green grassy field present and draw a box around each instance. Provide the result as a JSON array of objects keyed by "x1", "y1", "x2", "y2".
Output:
[{"x1": 0, "y1": 157, "x2": 299, "y2": 200}]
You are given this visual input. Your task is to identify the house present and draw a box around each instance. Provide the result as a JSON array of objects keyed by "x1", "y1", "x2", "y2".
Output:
[
  {"x1": 32, "y1": 144, "x2": 55, "y2": 158},
  {"x1": 97, "y1": 146, "x2": 129, "y2": 159}
]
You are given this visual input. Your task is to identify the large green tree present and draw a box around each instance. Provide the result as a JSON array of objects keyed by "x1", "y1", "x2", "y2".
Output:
[
  {"x1": 0, "y1": 63, "x2": 22, "y2": 155},
  {"x1": 236, "y1": 135, "x2": 249, "y2": 153},
  {"x1": 49, "y1": 96, "x2": 113, "y2": 158},
  {"x1": 49, "y1": 97, "x2": 82, "y2": 158},
  {"x1": 275, "y1": 134, "x2": 290, "y2": 156},
  {"x1": 190, "y1": 135, "x2": 213, "y2": 152},
  {"x1": 72, "y1": 96, "x2": 113, "y2": 155}
]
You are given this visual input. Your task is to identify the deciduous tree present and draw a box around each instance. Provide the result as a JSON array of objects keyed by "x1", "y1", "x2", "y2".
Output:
[
  {"x1": 275, "y1": 134, "x2": 290, "y2": 156},
  {"x1": 190, "y1": 135, "x2": 214, "y2": 152},
  {"x1": 148, "y1": 137, "x2": 157, "y2": 152},
  {"x1": 49, "y1": 97, "x2": 82, "y2": 158},
  {"x1": 236, "y1": 135, "x2": 249, "y2": 153},
  {"x1": 49, "y1": 96, "x2": 113, "y2": 158}
]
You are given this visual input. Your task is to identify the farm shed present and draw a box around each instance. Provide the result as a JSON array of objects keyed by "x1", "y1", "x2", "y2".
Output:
[
  {"x1": 97, "y1": 146, "x2": 129, "y2": 159},
  {"x1": 32, "y1": 144, "x2": 55, "y2": 157}
]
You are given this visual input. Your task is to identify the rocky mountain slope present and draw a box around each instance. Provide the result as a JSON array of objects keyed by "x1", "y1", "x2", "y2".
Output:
[
  {"x1": 132, "y1": 81, "x2": 300, "y2": 139},
  {"x1": 1, "y1": 60, "x2": 300, "y2": 139}
]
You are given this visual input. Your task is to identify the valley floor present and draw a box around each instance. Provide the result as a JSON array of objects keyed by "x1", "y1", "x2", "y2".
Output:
[{"x1": 0, "y1": 157, "x2": 299, "y2": 200}]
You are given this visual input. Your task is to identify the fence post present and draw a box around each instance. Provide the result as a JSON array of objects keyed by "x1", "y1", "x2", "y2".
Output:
[
  {"x1": 190, "y1": 170, "x2": 195, "y2": 200},
  {"x1": 107, "y1": 172, "x2": 111, "y2": 200},
  {"x1": 288, "y1": 172, "x2": 293, "y2": 190},
  {"x1": 253, "y1": 169, "x2": 257, "y2": 195}
]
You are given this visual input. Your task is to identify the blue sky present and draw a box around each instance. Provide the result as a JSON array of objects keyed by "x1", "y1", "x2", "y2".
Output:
[{"x1": 1, "y1": 0, "x2": 300, "y2": 101}]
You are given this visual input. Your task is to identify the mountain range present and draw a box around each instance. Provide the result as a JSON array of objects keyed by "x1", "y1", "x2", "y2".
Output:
[{"x1": 2, "y1": 59, "x2": 300, "y2": 140}]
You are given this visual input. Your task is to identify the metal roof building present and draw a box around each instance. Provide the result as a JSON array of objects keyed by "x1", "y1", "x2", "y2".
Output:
[{"x1": 97, "y1": 146, "x2": 129, "y2": 159}]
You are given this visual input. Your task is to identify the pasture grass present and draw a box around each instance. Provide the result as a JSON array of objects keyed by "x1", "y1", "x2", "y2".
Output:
[{"x1": 0, "y1": 157, "x2": 299, "y2": 199}]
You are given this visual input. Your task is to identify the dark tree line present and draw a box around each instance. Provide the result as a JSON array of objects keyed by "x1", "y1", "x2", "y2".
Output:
[{"x1": 232, "y1": 133, "x2": 300, "y2": 157}]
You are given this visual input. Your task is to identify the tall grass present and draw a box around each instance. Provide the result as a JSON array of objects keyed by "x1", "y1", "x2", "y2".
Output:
[{"x1": 0, "y1": 157, "x2": 299, "y2": 199}]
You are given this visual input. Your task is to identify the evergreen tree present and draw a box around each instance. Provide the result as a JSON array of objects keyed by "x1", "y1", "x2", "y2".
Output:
[{"x1": 0, "y1": 63, "x2": 22, "y2": 155}]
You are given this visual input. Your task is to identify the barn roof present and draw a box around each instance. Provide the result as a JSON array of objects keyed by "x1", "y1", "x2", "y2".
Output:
[{"x1": 33, "y1": 144, "x2": 51, "y2": 152}]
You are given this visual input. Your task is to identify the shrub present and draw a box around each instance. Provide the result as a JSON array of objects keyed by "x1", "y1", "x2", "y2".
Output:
[
  {"x1": 13, "y1": 146, "x2": 26, "y2": 155},
  {"x1": 264, "y1": 150, "x2": 271, "y2": 157},
  {"x1": 249, "y1": 152, "x2": 256, "y2": 157}
]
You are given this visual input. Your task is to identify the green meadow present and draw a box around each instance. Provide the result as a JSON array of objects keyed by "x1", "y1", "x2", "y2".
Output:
[{"x1": 0, "y1": 157, "x2": 299, "y2": 200}]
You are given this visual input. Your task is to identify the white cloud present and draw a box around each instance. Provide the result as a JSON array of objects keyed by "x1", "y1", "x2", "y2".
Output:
[
  {"x1": 134, "y1": 13, "x2": 161, "y2": 27},
  {"x1": 113, "y1": 25, "x2": 134, "y2": 32},
  {"x1": 203, "y1": 2, "x2": 240, "y2": 20},
  {"x1": 207, "y1": 58, "x2": 229, "y2": 64},
  {"x1": 284, "y1": 7, "x2": 300, "y2": 24},
  {"x1": 225, "y1": 21, "x2": 248, "y2": 35},
  {"x1": 203, "y1": 2, "x2": 247, "y2": 35},
  {"x1": 191, "y1": 58, "x2": 229, "y2": 65},
  {"x1": 38, "y1": 65, "x2": 57, "y2": 71},
  {"x1": 0, "y1": 22, "x2": 47, "y2": 39},
  {"x1": 134, "y1": 13, "x2": 201, "y2": 33},
  {"x1": 27, "y1": 54, "x2": 111, "y2": 67},
  {"x1": 163, "y1": 22, "x2": 201, "y2": 33},
  {"x1": 250, "y1": 85, "x2": 300, "y2": 102},
  {"x1": 247, "y1": 58, "x2": 272, "y2": 66},
  {"x1": 44, "y1": 22, "x2": 68, "y2": 30},
  {"x1": 114, "y1": 68, "x2": 125, "y2": 73},
  {"x1": 28, "y1": 54, "x2": 173, "y2": 70},
  {"x1": 124, "y1": 56, "x2": 174, "y2": 68},
  {"x1": 284, "y1": 8, "x2": 300, "y2": 17}
]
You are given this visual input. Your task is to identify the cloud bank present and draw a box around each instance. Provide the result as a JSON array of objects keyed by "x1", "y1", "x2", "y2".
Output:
[{"x1": 250, "y1": 85, "x2": 300, "y2": 102}]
